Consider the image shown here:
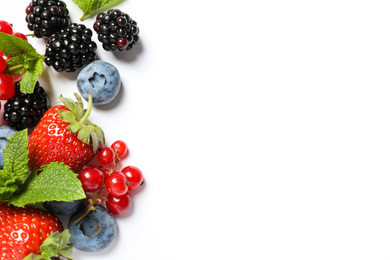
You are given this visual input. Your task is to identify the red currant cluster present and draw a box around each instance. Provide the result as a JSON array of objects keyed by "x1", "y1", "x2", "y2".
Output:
[
  {"x1": 0, "y1": 20, "x2": 27, "y2": 101},
  {"x1": 77, "y1": 140, "x2": 143, "y2": 215}
]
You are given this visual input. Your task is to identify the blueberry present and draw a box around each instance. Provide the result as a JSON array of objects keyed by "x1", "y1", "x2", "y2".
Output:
[
  {"x1": 0, "y1": 126, "x2": 17, "y2": 169},
  {"x1": 43, "y1": 198, "x2": 86, "y2": 215},
  {"x1": 68, "y1": 205, "x2": 117, "y2": 252},
  {"x1": 77, "y1": 60, "x2": 121, "y2": 105}
]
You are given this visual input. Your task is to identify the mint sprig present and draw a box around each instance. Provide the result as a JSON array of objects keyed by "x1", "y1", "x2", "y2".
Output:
[
  {"x1": 23, "y1": 230, "x2": 74, "y2": 260},
  {"x1": 9, "y1": 162, "x2": 86, "y2": 207},
  {"x1": 72, "y1": 0, "x2": 117, "y2": 20},
  {"x1": 0, "y1": 32, "x2": 45, "y2": 94}
]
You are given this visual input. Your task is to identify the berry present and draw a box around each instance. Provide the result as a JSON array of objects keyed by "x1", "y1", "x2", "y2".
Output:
[
  {"x1": 122, "y1": 165, "x2": 143, "y2": 191},
  {"x1": 105, "y1": 171, "x2": 129, "y2": 196},
  {"x1": 111, "y1": 140, "x2": 128, "y2": 159},
  {"x1": 93, "y1": 9, "x2": 140, "y2": 52},
  {"x1": 43, "y1": 198, "x2": 86, "y2": 215},
  {"x1": 0, "y1": 20, "x2": 13, "y2": 34},
  {"x1": 106, "y1": 193, "x2": 132, "y2": 215},
  {"x1": 0, "y1": 57, "x2": 6, "y2": 73},
  {"x1": 28, "y1": 94, "x2": 105, "y2": 173},
  {"x1": 13, "y1": 32, "x2": 28, "y2": 41},
  {"x1": 3, "y1": 81, "x2": 50, "y2": 130},
  {"x1": 97, "y1": 146, "x2": 116, "y2": 165},
  {"x1": 25, "y1": 0, "x2": 70, "y2": 38},
  {"x1": 68, "y1": 204, "x2": 117, "y2": 252},
  {"x1": 0, "y1": 73, "x2": 15, "y2": 100},
  {"x1": 78, "y1": 165, "x2": 105, "y2": 192},
  {"x1": 0, "y1": 202, "x2": 63, "y2": 259},
  {"x1": 44, "y1": 23, "x2": 97, "y2": 72},
  {"x1": 0, "y1": 125, "x2": 17, "y2": 169},
  {"x1": 77, "y1": 60, "x2": 121, "y2": 105}
]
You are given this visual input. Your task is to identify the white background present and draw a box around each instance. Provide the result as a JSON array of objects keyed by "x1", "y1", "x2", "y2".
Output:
[{"x1": 2, "y1": 0, "x2": 390, "y2": 259}]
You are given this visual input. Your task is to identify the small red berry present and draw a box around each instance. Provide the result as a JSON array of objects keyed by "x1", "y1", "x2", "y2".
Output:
[
  {"x1": 0, "y1": 20, "x2": 13, "y2": 34},
  {"x1": 105, "y1": 171, "x2": 128, "y2": 197},
  {"x1": 97, "y1": 146, "x2": 116, "y2": 165},
  {"x1": 0, "y1": 73, "x2": 14, "y2": 100},
  {"x1": 106, "y1": 193, "x2": 132, "y2": 215},
  {"x1": 13, "y1": 32, "x2": 27, "y2": 41},
  {"x1": 111, "y1": 140, "x2": 128, "y2": 159},
  {"x1": 0, "y1": 57, "x2": 6, "y2": 73},
  {"x1": 78, "y1": 165, "x2": 105, "y2": 192},
  {"x1": 122, "y1": 165, "x2": 143, "y2": 191}
]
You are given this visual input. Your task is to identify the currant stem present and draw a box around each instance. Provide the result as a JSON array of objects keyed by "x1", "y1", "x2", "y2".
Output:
[
  {"x1": 7, "y1": 64, "x2": 24, "y2": 73},
  {"x1": 73, "y1": 185, "x2": 105, "y2": 224}
]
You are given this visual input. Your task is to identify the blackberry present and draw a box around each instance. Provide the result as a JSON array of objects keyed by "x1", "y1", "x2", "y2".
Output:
[
  {"x1": 3, "y1": 81, "x2": 50, "y2": 131},
  {"x1": 93, "y1": 9, "x2": 140, "y2": 52},
  {"x1": 25, "y1": 0, "x2": 70, "y2": 38},
  {"x1": 44, "y1": 23, "x2": 97, "y2": 72}
]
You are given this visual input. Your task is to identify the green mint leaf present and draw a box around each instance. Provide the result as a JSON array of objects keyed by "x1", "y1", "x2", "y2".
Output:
[
  {"x1": 23, "y1": 230, "x2": 74, "y2": 260},
  {"x1": 3, "y1": 129, "x2": 29, "y2": 182},
  {"x1": 19, "y1": 55, "x2": 45, "y2": 94},
  {"x1": 72, "y1": 0, "x2": 116, "y2": 20},
  {"x1": 0, "y1": 32, "x2": 37, "y2": 57},
  {"x1": 5, "y1": 55, "x2": 28, "y2": 75},
  {"x1": 9, "y1": 162, "x2": 86, "y2": 207}
]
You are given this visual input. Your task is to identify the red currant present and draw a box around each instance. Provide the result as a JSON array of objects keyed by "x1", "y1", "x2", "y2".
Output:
[
  {"x1": 0, "y1": 21, "x2": 13, "y2": 35},
  {"x1": 106, "y1": 193, "x2": 132, "y2": 215},
  {"x1": 97, "y1": 147, "x2": 116, "y2": 165},
  {"x1": 0, "y1": 58, "x2": 6, "y2": 73},
  {"x1": 111, "y1": 140, "x2": 128, "y2": 159},
  {"x1": 0, "y1": 73, "x2": 14, "y2": 100},
  {"x1": 12, "y1": 32, "x2": 27, "y2": 41},
  {"x1": 105, "y1": 171, "x2": 129, "y2": 197},
  {"x1": 122, "y1": 165, "x2": 143, "y2": 191},
  {"x1": 77, "y1": 165, "x2": 105, "y2": 192}
]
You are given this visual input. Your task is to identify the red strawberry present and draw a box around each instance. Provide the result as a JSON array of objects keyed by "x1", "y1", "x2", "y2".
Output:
[
  {"x1": 28, "y1": 93, "x2": 105, "y2": 173},
  {"x1": 0, "y1": 202, "x2": 63, "y2": 260}
]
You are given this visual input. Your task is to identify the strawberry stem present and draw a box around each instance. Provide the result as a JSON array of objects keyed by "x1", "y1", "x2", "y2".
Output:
[{"x1": 79, "y1": 92, "x2": 93, "y2": 125}]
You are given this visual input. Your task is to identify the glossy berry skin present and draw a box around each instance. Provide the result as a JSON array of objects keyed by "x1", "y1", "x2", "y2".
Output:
[
  {"x1": 0, "y1": 20, "x2": 13, "y2": 34},
  {"x1": 78, "y1": 166, "x2": 104, "y2": 192},
  {"x1": 43, "y1": 198, "x2": 86, "y2": 215},
  {"x1": 77, "y1": 60, "x2": 121, "y2": 105},
  {"x1": 97, "y1": 146, "x2": 116, "y2": 165},
  {"x1": 106, "y1": 193, "x2": 132, "y2": 215},
  {"x1": 0, "y1": 125, "x2": 17, "y2": 169},
  {"x1": 122, "y1": 165, "x2": 143, "y2": 191},
  {"x1": 0, "y1": 202, "x2": 63, "y2": 260},
  {"x1": 111, "y1": 140, "x2": 128, "y2": 159},
  {"x1": 0, "y1": 73, "x2": 15, "y2": 100},
  {"x1": 13, "y1": 32, "x2": 28, "y2": 41},
  {"x1": 28, "y1": 105, "x2": 96, "y2": 172},
  {"x1": 0, "y1": 57, "x2": 6, "y2": 73},
  {"x1": 68, "y1": 205, "x2": 117, "y2": 252},
  {"x1": 105, "y1": 171, "x2": 128, "y2": 197}
]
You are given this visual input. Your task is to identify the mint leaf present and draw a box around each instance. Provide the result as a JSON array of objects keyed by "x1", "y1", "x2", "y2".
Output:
[
  {"x1": 0, "y1": 32, "x2": 36, "y2": 57},
  {"x1": 0, "y1": 130, "x2": 29, "y2": 201},
  {"x1": 72, "y1": 0, "x2": 116, "y2": 20},
  {"x1": 0, "y1": 32, "x2": 45, "y2": 94},
  {"x1": 9, "y1": 162, "x2": 86, "y2": 207},
  {"x1": 23, "y1": 230, "x2": 74, "y2": 260}
]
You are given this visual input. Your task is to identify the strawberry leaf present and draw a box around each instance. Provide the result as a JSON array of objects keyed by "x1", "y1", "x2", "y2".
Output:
[{"x1": 9, "y1": 162, "x2": 86, "y2": 207}]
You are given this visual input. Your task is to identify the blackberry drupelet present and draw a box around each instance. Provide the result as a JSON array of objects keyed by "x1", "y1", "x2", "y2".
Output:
[
  {"x1": 25, "y1": 0, "x2": 70, "y2": 38},
  {"x1": 44, "y1": 23, "x2": 97, "y2": 72},
  {"x1": 3, "y1": 81, "x2": 50, "y2": 131},
  {"x1": 93, "y1": 9, "x2": 140, "y2": 52}
]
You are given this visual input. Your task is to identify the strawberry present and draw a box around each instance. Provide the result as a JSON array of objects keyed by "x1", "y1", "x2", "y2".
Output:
[
  {"x1": 28, "y1": 93, "x2": 105, "y2": 173},
  {"x1": 0, "y1": 202, "x2": 63, "y2": 260}
]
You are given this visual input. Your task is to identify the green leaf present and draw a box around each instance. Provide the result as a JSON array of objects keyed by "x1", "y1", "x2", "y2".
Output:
[
  {"x1": 23, "y1": 230, "x2": 74, "y2": 260},
  {"x1": 0, "y1": 32, "x2": 37, "y2": 57},
  {"x1": 19, "y1": 55, "x2": 45, "y2": 94},
  {"x1": 72, "y1": 0, "x2": 117, "y2": 20},
  {"x1": 3, "y1": 129, "x2": 29, "y2": 182},
  {"x1": 9, "y1": 162, "x2": 86, "y2": 207}
]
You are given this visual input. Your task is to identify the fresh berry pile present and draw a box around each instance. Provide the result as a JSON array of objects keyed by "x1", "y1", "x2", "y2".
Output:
[{"x1": 0, "y1": 3, "x2": 143, "y2": 259}]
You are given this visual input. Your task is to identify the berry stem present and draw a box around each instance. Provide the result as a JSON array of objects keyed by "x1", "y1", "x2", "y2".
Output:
[
  {"x1": 79, "y1": 92, "x2": 93, "y2": 124},
  {"x1": 7, "y1": 64, "x2": 24, "y2": 73}
]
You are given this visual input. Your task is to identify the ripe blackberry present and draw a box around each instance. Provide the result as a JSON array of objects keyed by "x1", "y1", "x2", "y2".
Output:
[
  {"x1": 25, "y1": 0, "x2": 70, "y2": 38},
  {"x1": 44, "y1": 23, "x2": 97, "y2": 72},
  {"x1": 93, "y1": 9, "x2": 140, "y2": 52},
  {"x1": 3, "y1": 81, "x2": 50, "y2": 131}
]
